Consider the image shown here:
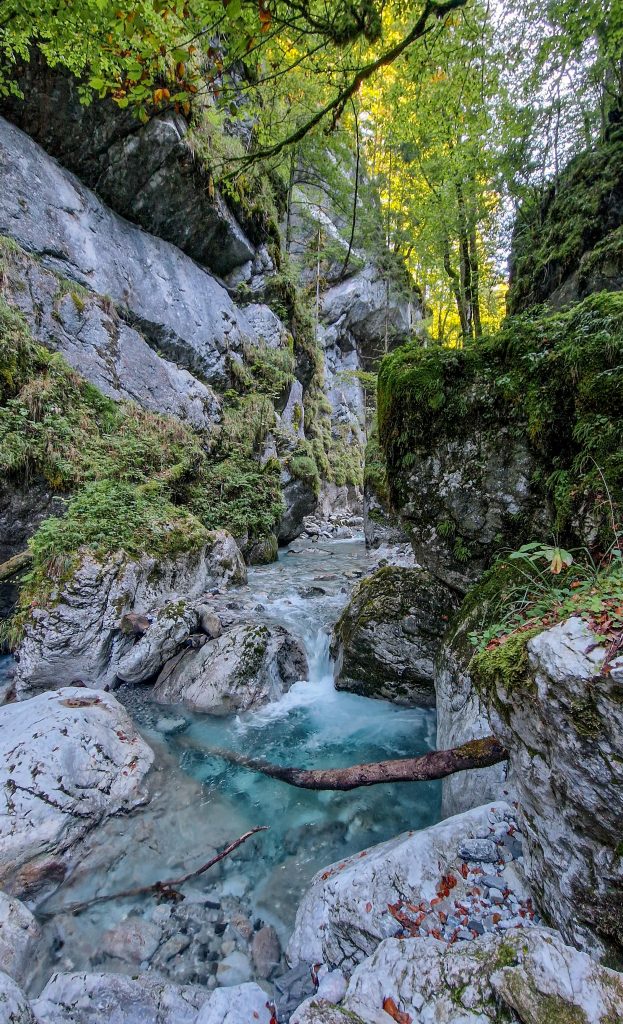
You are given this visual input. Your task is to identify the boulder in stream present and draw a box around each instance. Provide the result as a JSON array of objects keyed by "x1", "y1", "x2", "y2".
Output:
[
  {"x1": 152, "y1": 622, "x2": 308, "y2": 714},
  {"x1": 31, "y1": 971, "x2": 207, "y2": 1024},
  {"x1": 14, "y1": 531, "x2": 246, "y2": 696},
  {"x1": 0, "y1": 688, "x2": 153, "y2": 897},
  {"x1": 331, "y1": 566, "x2": 457, "y2": 705}
]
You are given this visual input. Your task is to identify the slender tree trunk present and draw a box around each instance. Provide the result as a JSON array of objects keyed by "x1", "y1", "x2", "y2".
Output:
[
  {"x1": 456, "y1": 181, "x2": 473, "y2": 340},
  {"x1": 443, "y1": 237, "x2": 468, "y2": 338},
  {"x1": 198, "y1": 736, "x2": 508, "y2": 792},
  {"x1": 469, "y1": 226, "x2": 482, "y2": 338},
  {"x1": 285, "y1": 146, "x2": 296, "y2": 255}
]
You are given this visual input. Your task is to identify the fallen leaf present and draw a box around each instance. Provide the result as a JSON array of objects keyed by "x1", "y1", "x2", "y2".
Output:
[{"x1": 382, "y1": 996, "x2": 412, "y2": 1024}]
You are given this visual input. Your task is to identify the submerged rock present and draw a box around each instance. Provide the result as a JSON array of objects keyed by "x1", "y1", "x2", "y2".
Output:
[
  {"x1": 31, "y1": 971, "x2": 207, "y2": 1024},
  {"x1": 331, "y1": 566, "x2": 457, "y2": 705},
  {"x1": 14, "y1": 532, "x2": 246, "y2": 696},
  {"x1": 0, "y1": 688, "x2": 153, "y2": 897},
  {"x1": 152, "y1": 622, "x2": 308, "y2": 714}
]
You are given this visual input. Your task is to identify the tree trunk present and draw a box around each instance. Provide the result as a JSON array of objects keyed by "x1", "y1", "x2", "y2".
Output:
[
  {"x1": 469, "y1": 226, "x2": 482, "y2": 338},
  {"x1": 200, "y1": 736, "x2": 508, "y2": 792},
  {"x1": 443, "y1": 237, "x2": 468, "y2": 338}
]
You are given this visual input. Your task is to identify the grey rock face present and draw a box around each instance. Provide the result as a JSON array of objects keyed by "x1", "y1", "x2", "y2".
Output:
[
  {"x1": 280, "y1": 379, "x2": 305, "y2": 439},
  {"x1": 31, "y1": 971, "x2": 207, "y2": 1024},
  {"x1": 0, "y1": 688, "x2": 153, "y2": 897},
  {"x1": 152, "y1": 622, "x2": 308, "y2": 714},
  {"x1": 1, "y1": 60, "x2": 254, "y2": 276},
  {"x1": 0, "y1": 117, "x2": 266, "y2": 388},
  {"x1": 2, "y1": 245, "x2": 220, "y2": 430},
  {"x1": 487, "y1": 616, "x2": 623, "y2": 960},
  {"x1": 332, "y1": 567, "x2": 457, "y2": 705},
  {"x1": 321, "y1": 264, "x2": 415, "y2": 360},
  {"x1": 0, "y1": 892, "x2": 41, "y2": 986},
  {"x1": 435, "y1": 607, "x2": 506, "y2": 819},
  {"x1": 14, "y1": 533, "x2": 246, "y2": 696},
  {"x1": 397, "y1": 429, "x2": 542, "y2": 592},
  {"x1": 278, "y1": 478, "x2": 319, "y2": 544},
  {"x1": 363, "y1": 481, "x2": 408, "y2": 549}
]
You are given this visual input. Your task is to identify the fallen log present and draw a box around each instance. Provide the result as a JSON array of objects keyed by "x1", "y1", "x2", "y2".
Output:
[
  {"x1": 0, "y1": 549, "x2": 33, "y2": 582},
  {"x1": 202, "y1": 736, "x2": 508, "y2": 791},
  {"x1": 36, "y1": 825, "x2": 268, "y2": 921}
]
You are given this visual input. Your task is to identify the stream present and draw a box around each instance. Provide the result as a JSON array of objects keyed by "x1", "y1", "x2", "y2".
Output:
[{"x1": 32, "y1": 536, "x2": 441, "y2": 995}]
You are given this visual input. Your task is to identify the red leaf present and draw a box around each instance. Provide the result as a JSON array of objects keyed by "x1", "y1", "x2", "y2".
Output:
[{"x1": 382, "y1": 996, "x2": 412, "y2": 1024}]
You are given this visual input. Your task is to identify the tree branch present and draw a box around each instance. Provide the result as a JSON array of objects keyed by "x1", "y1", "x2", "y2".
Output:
[
  {"x1": 36, "y1": 826, "x2": 268, "y2": 921},
  {"x1": 221, "y1": 0, "x2": 468, "y2": 178},
  {"x1": 202, "y1": 736, "x2": 508, "y2": 791},
  {"x1": 0, "y1": 549, "x2": 32, "y2": 582}
]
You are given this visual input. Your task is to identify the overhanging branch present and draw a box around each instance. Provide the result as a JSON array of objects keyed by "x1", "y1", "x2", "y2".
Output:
[{"x1": 221, "y1": 0, "x2": 467, "y2": 177}]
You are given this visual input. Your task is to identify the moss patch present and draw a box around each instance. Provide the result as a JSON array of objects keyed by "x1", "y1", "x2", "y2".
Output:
[{"x1": 378, "y1": 291, "x2": 623, "y2": 558}]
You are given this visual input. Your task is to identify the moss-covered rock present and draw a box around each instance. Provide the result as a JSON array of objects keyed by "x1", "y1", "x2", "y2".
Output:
[
  {"x1": 246, "y1": 533, "x2": 279, "y2": 565},
  {"x1": 508, "y1": 133, "x2": 623, "y2": 313},
  {"x1": 378, "y1": 292, "x2": 623, "y2": 589},
  {"x1": 331, "y1": 566, "x2": 458, "y2": 705}
]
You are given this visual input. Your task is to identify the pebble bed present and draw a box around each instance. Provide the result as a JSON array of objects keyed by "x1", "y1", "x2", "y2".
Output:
[{"x1": 388, "y1": 805, "x2": 539, "y2": 945}]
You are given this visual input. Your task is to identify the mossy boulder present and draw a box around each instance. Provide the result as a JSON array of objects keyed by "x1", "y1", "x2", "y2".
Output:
[
  {"x1": 246, "y1": 533, "x2": 279, "y2": 565},
  {"x1": 152, "y1": 622, "x2": 308, "y2": 714},
  {"x1": 331, "y1": 566, "x2": 458, "y2": 705},
  {"x1": 472, "y1": 616, "x2": 623, "y2": 963},
  {"x1": 378, "y1": 292, "x2": 623, "y2": 590},
  {"x1": 508, "y1": 133, "x2": 623, "y2": 313}
]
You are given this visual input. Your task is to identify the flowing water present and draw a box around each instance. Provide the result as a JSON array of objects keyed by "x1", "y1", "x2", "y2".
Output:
[{"x1": 33, "y1": 537, "x2": 441, "y2": 990}]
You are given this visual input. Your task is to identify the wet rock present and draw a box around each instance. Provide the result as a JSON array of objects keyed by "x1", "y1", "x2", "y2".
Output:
[
  {"x1": 278, "y1": 478, "x2": 319, "y2": 544},
  {"x1": 0, "y1": 688, "x2": 153, "y2": 897},
  {"x1": 435, "y1": 593, "x2": 507, "y2": 818},
  {"x1": 251, "y1": 924, "x2": 281, "y2": 979},
  {"x1": 215, "y1": 950, "x2": 253, "y2": 986},
  {"x1": 31, "y1": 971, "x2": 207, "y2": 1024},
  {"x1": 101, "y1": 918, "x2": 162, "y2": 965},
  {"x1": 482, "y1": 616, "x2": 623, "y2": 960},
  {"x1": 14, "y1": 532, "x2": 246, "y2": 696},
  {"x1": 152, "y1": 623, "x2": 308, "y2": 714},
  {"x1": 331, "y1": 566, "x2": 457, "y2": 705},
  {"x1": 0, "y1": 971, "x2": 36, "y2": 1024},
  {"x1": 196, "y1": 982, "x2": 275, "y2": 1024},
  {"x1": 0, "y1": 891, "x2": 41, "y2": 985},
  {"x1": 116, "y1": 604, "x2": 199, "y2": 685},
  {"x1": 196, "y1": 607, "x2": 223, "y2": 640},
  {"x1": 246, "y1": 534, "x2": 279, "y2": 566}
]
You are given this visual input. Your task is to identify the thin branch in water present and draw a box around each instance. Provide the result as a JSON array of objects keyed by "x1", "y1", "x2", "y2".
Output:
[{"x1": 36, "y1": 826, "x2": 268, "y2": 922}]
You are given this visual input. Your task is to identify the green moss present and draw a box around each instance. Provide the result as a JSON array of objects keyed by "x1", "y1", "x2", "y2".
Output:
[
  {"x1": 363, "y1": 421, "x2": 389, "y2": 505},
  {"x1": 378, "y1": 291, "x2": 623, "y2": 557},
  {"x1": 508, "y1": 134, "x2": 623, "y2": 313}
]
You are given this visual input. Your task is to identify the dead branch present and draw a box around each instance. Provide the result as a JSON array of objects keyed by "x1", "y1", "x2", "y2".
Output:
[
  {"x1": 202, "y1": 736, "x2": 508, "y2": 791},
  {"x1": 0, "y1": 549, "x2": 32, "y2": 582},
  {"x1": 36, "y1": 826, "x2": 268, "y2": 921}
]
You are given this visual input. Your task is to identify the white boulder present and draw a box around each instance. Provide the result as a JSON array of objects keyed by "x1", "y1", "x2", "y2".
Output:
[
  {"x1": 0, "y1": 688, "x2": 153, "y2": 896},
  {"x1": 0, "y1": 891, "x2": 41, "y2": 985}
]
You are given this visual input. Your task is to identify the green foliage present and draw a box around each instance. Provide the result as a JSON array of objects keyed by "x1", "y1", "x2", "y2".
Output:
[
  {"x1": 363, "y1": 421, "x2": 389, "y2": 505},
  {"x1": 378, "y1": 291, "x2": 623, "y2": 555}
]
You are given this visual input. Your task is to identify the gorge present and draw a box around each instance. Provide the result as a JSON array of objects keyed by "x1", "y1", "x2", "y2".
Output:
[{"x1": 0, "y1": 3, "x2": 622, "y2": 1023}]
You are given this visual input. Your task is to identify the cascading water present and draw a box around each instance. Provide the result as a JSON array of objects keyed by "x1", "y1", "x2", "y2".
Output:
[{"x1": 32, "y1": 536, "x2": 441, "y2": 992}]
